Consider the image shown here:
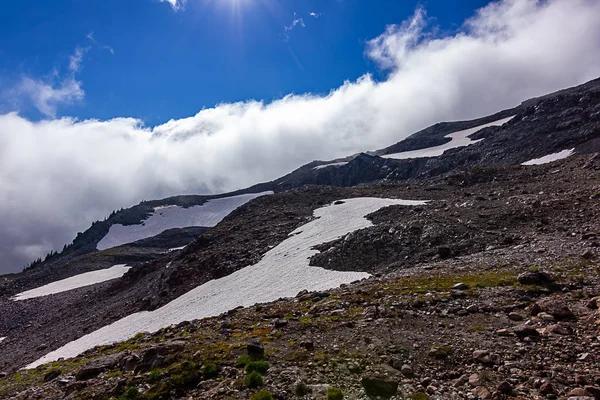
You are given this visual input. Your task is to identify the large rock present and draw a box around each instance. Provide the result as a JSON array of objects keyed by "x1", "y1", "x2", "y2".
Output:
[
  {"x1": 537, "y1": 299, "x2": 576, "y2": 320},
  {"x1": 469, "y1": 373, "x2": 483, "y2": 387},
  {"x1": 586, "y1": 297, "x2": 600, "y2": 309},
  {"x1": 400, "y1": 364, "x2": 414, "y2": 377},
  {"x1": 76, "y1": 352, "x2": 126, "y2": 381},
  {"x1": 361, "y1": 375, "x2": 399, "y2": 398},
  {"x1": 584, "y1": 386, "x2": 600, "y2": 399},
  {"x1": 43, "y1": 369, "x2": 61, "y2": 382},
  {"x1": 512, "y1": 324, "x2": 540, "y2": 339},
  {"x1": 247, "y1": 341, "x2": 265, "y2": 358},
  {"x1": 136, "y1": 340, "x2": 186, "y2": 371},
  {"x1": 517, "y1": 270, "x2": 554, "y2": 285},
  {"x1": 472, "y1": 350, "x2": 491, "y2": 364},
  {"x1": 497, "y1": 381, "x2": 513, "y2": 394},
  {"x1": 568, "y1": 388, "x2": 594, "y2": 398}
]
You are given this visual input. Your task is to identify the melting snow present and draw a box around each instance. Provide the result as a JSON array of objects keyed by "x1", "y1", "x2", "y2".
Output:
[
  {"x1": 27, "y1": 197, "x2": 426, "y2": 368},
  {"x1": 313, "y1": 162, "x2": 349, "y2": 170},
  {"x1": 521, "y1": 148, "x2": 575, "y2": 165},
  {"x1": 12, "y1": 265, "x2": 131, "y2": 301},
  {"x1": 167, "y1": 246, "x2": 187, "y2": 252},
  {"x1": 383, "y1": 116, "x2": 514, "y2": 160},
  {"x1": 97, "y1": 192, "x2": 273, "y2": 250}
]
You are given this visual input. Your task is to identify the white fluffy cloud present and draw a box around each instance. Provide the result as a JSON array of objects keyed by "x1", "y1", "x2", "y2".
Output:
[
  {"x1": 15, "y1": 77, "x2": 84, "y2": 118},
  {"x1": 160, "y1": 0, "x2": 186, "y2": 11},
  {"x1": 1, "y1": 0, "x2": 600, "y2": 273},
  {"x1": 4, "y1": 45, "x2": 87, "y2": 118}
]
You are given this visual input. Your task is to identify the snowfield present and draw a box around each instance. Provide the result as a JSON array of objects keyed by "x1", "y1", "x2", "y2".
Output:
[
  {"x1": 383, "y1": 116, "x2": 514, "y2": 160},
  {"x1": 12, "y1": 265, "x2": 131, "y2": 301},
  {"x1": 313, "y1": 162, "x2": 349, "y2": 170},
  {"x1": 522, "y1": 148, "x2": 575, "y2": 165},
  {"x1": 96, "y1": 192, "x2": 273, "y2": 250},
  {"x1": 27, "y1": 197, "x2": 426, "y2": 368}
]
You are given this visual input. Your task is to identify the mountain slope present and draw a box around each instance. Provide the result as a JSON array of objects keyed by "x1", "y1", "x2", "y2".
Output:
[
  {"x1": 1, "y1": 153, "x2": 599, "y2": 400},
  {"x1": 0, "y1": 77, "x2": 599, "y2": 378}
]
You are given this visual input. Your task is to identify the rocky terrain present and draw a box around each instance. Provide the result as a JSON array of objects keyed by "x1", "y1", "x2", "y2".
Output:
[
  {"x1": 0, "y1": 78, "x2": 599, "y2": 399},
  {"x1": 0, "y1": 151, "x2": 597, "y2": 399}
]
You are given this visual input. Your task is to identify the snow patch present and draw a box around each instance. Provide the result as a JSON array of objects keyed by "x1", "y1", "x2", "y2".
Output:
[
  {"x1": 97, "y1": 192, "x2": 272, "y2": 250},
  {"x1": 0, "y1": 337, "x2": 5, "y2": 343},
  {"x1": 521, "y1": 148, "x2": 575, "y2": 165},
  {"x1": 313, "y1": 162, "x2": 349, "y2": 170},
  {"x1": 167, "y1": 246, "x2": 187, "y2": 252},
  {"x1": 12, "y1": 265, "x2": 131, "y2": 301},
  {"x1": 383, "y1": 116, "x2": 514, "y2": 160},
  {"x1": 27, "y1": 197, "x2": 426, "y2": 368}
]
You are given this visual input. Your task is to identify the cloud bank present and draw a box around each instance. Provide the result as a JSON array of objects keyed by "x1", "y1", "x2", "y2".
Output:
[{"x1": 1, "y1": 0, "x2": 600, "y2": 273}]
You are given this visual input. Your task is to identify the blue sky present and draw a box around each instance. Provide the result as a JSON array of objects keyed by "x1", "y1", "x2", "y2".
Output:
[
  {"x1": 1, "y1": 0, "x2": 489, "y2": 124},
  {"x1": 1, "y1": 0, "x2": 600, "y2": 273}
]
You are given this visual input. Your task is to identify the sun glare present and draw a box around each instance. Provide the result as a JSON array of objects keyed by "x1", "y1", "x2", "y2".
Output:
[{"x1": 201, "y1": 0, "x2": 277, "y2": 32}]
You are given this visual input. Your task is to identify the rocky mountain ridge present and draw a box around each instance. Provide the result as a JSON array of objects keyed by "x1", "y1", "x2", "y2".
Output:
[{"x1": 10, "y1": 78, "x2": 599, "y2": 286}]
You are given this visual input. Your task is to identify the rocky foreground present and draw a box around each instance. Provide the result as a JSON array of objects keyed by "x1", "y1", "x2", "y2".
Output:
[
  {"x1": 1, "y1": 246, "x2": 599, "y2": 400},
  {"x1": 0, "y1": 155, "x2": 599, "y2": 400}
]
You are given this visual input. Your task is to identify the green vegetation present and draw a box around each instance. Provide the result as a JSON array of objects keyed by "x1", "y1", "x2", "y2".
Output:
[
  {"x1": 118, "y1": 387, "x2": 139, "y2": 400},
  {"x1": 300, "y1": 315, "x2": 313, "y2": 326},
  {"x1": 148, "y1": 369, "x2": 162, "y2": 382},
  {"x1": 384, "y1": 269, "x2": 518, "y2": 295},
  {"x1": 143, "y1": 382, "x2": 170, "y2": 400},
  {"x1": 107, "y1": 370, "x2": 123, "y2": 378},
  {"x1": 202, "y1": 363, "x2": 219, "y2": 379},
  {"x1": 409, "y1": 392, "x2": 430, "y2": 400},
  {"x1": 327, "y1": 387, "x2": 344, "y2": 400},
  {"x1": 245, "y1": 371, "x2": 264, "y2": 388},
  {"x1": 250, "y1": 389, "x2": 274, "y2": 400},
  {"x1": 244, "y1": 361, "x2": 270, "y2": 375},
  {"x1": 429, "y1": 345, "x2": 453, "y2": 359},
  {"x1": 236, "y1": 355, "x2": 254, "y2": 367},
  {"x1": 295, "y1": 381, "x2": 310, "y2": 396},
  {"x1": 170, "y1": 361, "x2": 201, "y2": 388}
]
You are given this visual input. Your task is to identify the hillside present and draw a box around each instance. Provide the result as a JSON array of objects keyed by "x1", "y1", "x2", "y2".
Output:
[
  {"x1": 0, "y1": 78, "x2": 599, "y2": 400},
  {"x1": 1, "y1": 154, "x2": 599, "y2": 399}
]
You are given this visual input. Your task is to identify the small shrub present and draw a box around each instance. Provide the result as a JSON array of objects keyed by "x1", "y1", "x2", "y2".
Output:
[
  {"x1": 428, "y1": 345, "x2": 453, "y2": 359},
  {"x1": 170, "y1": 361, "x2": 200, "y2": 388},
  {"x1": 119, "y1": 387, "x2": 139, "y2": 400},
  {"x1": 300, "y1": 315, "x2": 312, "y2": 326},
  {"x1": 107, "y1": 370, "x2": 122, "y2": 378},
  {"x1": 327, "y1": 387, "x2": 344, "y2": 400},
  {"x1": 149, "y1": 368, "x2": 162, "y2": 382},
  {"x1": 245, "y1": 361, "x2": 270, "y2": 375},
  {"x1": 144, "y1": 382, "x2": 171, "y2": 400},
  {"x1": 236, "y1": 355, "x2": 253, "y2": 367},
  {"x1": 295, "y1": 380, "x2": 310, "y2": 396},
  {"x1": 471, "y1": 325, "x2": 485, "y2": 332},
  {"x1": 250, "y1": 389, "x2": 274, "y2": 400},
  {"x1": 245, "y1": 371, "x2": 264, "y2": 388},
  {"x1": 409, "y1": 392, "x2": 430, "y2": 400},
  {"x1": 202, "y1": 363, "x2": 219, "y2": 379}
]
